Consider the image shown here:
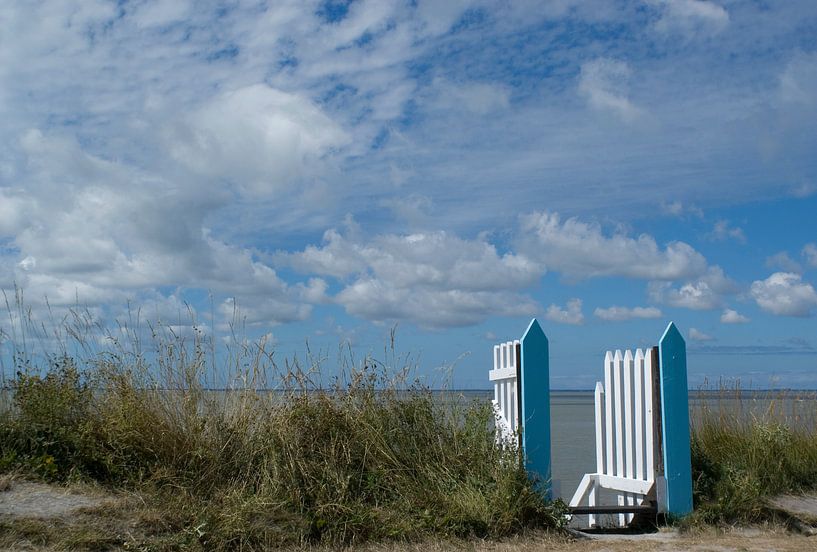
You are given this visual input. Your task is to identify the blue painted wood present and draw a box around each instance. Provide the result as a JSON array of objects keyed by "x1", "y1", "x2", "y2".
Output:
[
  {"x1": 658, "y1": 322, "x2": 693, "y2": 516},
  {"x1": 520, "y1": 318, "x2": 552, "y2": 498}
]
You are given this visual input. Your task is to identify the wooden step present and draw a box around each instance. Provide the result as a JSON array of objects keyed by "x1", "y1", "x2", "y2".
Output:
[{"x1": 568, "y1": 505, "x2": 657, "y2": 515}]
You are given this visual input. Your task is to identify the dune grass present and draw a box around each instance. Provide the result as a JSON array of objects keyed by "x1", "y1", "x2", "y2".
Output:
[
  {"x1": 0, "y1": 296, "x2": 566, "y2": 549},
  {"x1": 688, "y1": 386, "x2": 817, "y2": 526}
]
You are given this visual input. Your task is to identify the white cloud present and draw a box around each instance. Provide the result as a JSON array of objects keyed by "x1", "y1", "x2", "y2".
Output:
[
  {"x1": 518, "y1": 211, "x2": 708, "y2": 281},
  {"x1": 720, "y1": 308, "x2": 749, "y2": 324},
  {"x1": 284, "y1": 228, "x2": 542, "y2": 328},
  {"x1": 780, "y1": 52, "x2": 817, "y2": 108},
  {"x1": 750, "y1": 273, "x2": 817, "y2": 317},
  {"x1": 765, "y1": 252, "x2": 802, "y2": 274},
  {"x1": 594, "y1": 305, "x2": 662, "y2": 321},
  {"x1": 545, "y1": 298, "x2": 584, "y2": 325},
  {"x1": 661, "y1": 201, "x2": 703, "y2": 218},
  {"x1": 336, "y1": 281, "x2": 537, "y2": 329},
  {"x1": 1, "y1": 128, "x2": 317, "y2": 326},
  {"x1": 651, "y1": 0, "x2": 729, "y2": 37},
  {"x1": 165, "y1": 84, "x2": 349, "y2": 197},
  {"x1": 578, "y1": 58, "x2": 642, "y2": 122},
  {"x1": 131, "y1": 0, "x2": 192, "y2": 29},
  {"x1": 708, "y1": 220, "x2": 746, "y2": 243},
  {"x1": 803, "y1": 243, "x2": 817, "y2": 268},
  {"x1": 648, "y1": 266, "x2": 736, "y2": 310},
  {"x1": 688, "y1": 327, "x2": 714, "y2": 341}
]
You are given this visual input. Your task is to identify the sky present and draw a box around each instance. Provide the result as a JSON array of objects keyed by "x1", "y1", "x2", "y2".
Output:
[{"x1": 1, "y1": 0, "x2": 816, "y2": 389}]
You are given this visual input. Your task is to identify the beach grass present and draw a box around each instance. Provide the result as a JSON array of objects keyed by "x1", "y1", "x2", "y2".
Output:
[
  {"x1": 688, "y1": 385, "x2": 817, "y2": 526},
  {"x1": 0, "y1": 295, "x2": 566, "y2": 549}
]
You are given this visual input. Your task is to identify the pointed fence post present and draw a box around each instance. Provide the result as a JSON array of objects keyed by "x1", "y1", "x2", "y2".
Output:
[
  {"x1": 520, "y1": 318, "x2": 551, "y2": 498},
  {"x1": 658, "y1": 322, "x2": 693, "y2": 516}
]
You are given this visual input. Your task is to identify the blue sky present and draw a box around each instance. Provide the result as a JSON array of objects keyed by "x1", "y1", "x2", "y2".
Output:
[{"x1": 1, "y1": 0, "x2": 816, "y2": 389}]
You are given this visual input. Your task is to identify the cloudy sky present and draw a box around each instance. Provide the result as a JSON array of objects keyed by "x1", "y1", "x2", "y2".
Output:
[{"x1": 1, "y1": 0, "x2": 816, "y2": 388}]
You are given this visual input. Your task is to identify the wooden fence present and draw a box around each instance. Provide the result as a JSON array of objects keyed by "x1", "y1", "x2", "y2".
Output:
[{"x1": 489, "y1": 320, "x2": 692, "y2": 526}]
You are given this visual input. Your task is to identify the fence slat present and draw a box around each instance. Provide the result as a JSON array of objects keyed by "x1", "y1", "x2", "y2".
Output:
[
  {"x1": 659, "y1": 323, "x2": 693, "y2": 515},
  {"x1": 519, "y1": 319, "x2": 551, "y2": 497},
  {"x1": 604, "y1": 351, "x2": 614, "y2": 478},
  {"x1": 612, "y1": 350, "x2": 625, "y2": 525},
  {"x1": 634, "y1": 349, "x2": 645, "y2": 484},
  {"x1": 623, "y1": 349, "x2": 635, "y2": 522},
  {"x1": 645, "y1": 347, "x2": 655, "y2": 483}
]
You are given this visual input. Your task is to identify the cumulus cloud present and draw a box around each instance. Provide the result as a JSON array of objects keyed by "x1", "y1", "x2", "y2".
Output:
[
  {"x1": 803, "y1": 243, "x2": 817, "y2": 268},
  {"x1": 578, "y1": 58, "x2": 641, "y2": 122},
  {"x1": 708, "y1": 220, "x2": 746, "y2": 244},
  {"x1": 662, "y1": 201, "x2": 704, "y2": 218},
  {"x1": 594, "y1": 305, "x2": 662, "y2": 321},
  {"x1": 651, "y1": 0, "x2": 729, "y2": 37},
  {"x1": 648, "y1": 266, "x2": 737, "y2": 310},
  {"x1": 720, "y1": 308, "x2": 749, "y2": 324},
  {"x1": 765, "y1": 252, "x2": 802, "y2": 274},
  {"x1": 166, "y1": 84, "x2": 349, "y2": 197},
  {"x1": 688, "y1": 327, "x2": 714, "y2": 341},
  {"x1": 545, "y1": 299, "x2": 584, "y2": 325},
  {"x1": 283, "y1": 228, "x2": 542, "y2": 328},
  {"x1": 750, "y1": 272, "x2": 817, "y2": 317},
  {"x1": 2, "y1": 128, "x2": 317, "y2": 325},
  {"x1": 518, "y1": 211, "x2": 708, "y2": 281}
]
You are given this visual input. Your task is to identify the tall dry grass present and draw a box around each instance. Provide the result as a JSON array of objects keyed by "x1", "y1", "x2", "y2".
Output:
[
  {"x1": 689, "y1": 384, "x2": 817, "y2": 525},
  {"x1": 0, "y1": 292, "x2": 565, "y2": 549}
]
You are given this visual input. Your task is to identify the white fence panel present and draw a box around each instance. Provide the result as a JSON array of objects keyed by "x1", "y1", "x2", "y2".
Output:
[
  {"x1": 489, "y1": 340, "x2": 520, "y2": 444},
  {"x1": 570, "y1": 347, "x2": 658, "y2": 528}
]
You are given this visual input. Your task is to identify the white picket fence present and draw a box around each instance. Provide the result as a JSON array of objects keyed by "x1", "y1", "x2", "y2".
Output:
[
  {"x1": 569, "y1": 348, "x2": 659, "y2": 527},
  {"x1": 489, "y1": 340, "x2": 520, "y2": 444}
]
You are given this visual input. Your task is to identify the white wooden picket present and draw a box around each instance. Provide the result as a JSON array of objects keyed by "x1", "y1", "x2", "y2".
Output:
[
  {"x1": 488, "y1": 340, "x2": 520, "y2": 444},
  {"x1": 570, "y1": 347, "x2": 657, "y2": 527}
]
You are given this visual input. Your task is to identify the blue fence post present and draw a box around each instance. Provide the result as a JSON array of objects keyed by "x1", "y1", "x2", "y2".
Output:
[
  {"x1": 520, "y1": 318, "x2": 551, "y2": 498},
  {"x1": 658, "y1": 322, "x2": 693, "y2": 516}
]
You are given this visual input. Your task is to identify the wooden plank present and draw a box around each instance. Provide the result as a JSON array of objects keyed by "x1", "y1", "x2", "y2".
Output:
[
  {"x1": 510, "y1": 341, "x2": 518, "y2": 432},
  {"x1": 634, "y1": 349, "x2": 645, "y2": 483},
  {"x1": 604, "y1": 351, "x2": 614, "y2": 478},
  {"x1": 569, "y1": 473, "x2": 593, "y2": 507},
  {"x1": 613, "y1": 350, "x2": 624, "y2": 525},
  {"x1": 597, "y1": 473, "x2": 655, "y2": 496},
  {"x1": 515, "y1": 341, "x2": 522, "y2": 444},
  {"x1": 650, "y1": 346, "x2": 662, "y2": 482},
  {"x1": 520, "y1": 318, "x2": 551, "y2": 498},
  {"x1": 613, "y1": 350, "x2": 624, "y2": 478},
  {"x1": 592, "y1": 381, "x2": 604, "y2": 529},
  {"x1": 623, "y1": 349, "x2": 635, "y2": 523},
  {"x1": 594, "y1": 382, "x2": 605, "y2": 474},
  {"x1": 569, "y1": 504, "x2": 656, "y2": 515},
  {"x1": 659, "y1": 322, "x2": 693, "y2": 516},
  {"x1": 488, "y1": 366, "x2": 516, "y2": 380}
]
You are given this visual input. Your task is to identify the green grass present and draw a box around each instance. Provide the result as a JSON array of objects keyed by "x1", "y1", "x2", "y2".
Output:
[
  {"x1": 0, "y1": 297, "x2": 566, "y2": 549},
  {"x1": 688, "y1": 386, "x2": 817, "y2": 526}
]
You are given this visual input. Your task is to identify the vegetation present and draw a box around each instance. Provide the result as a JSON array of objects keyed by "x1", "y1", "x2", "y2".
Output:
[
  {"x1": 0, "y1": 294, "x2": 566, "y2": 550},
  {"x1": 688, "y1": 386, "x2": 817, "y2": 526}
]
